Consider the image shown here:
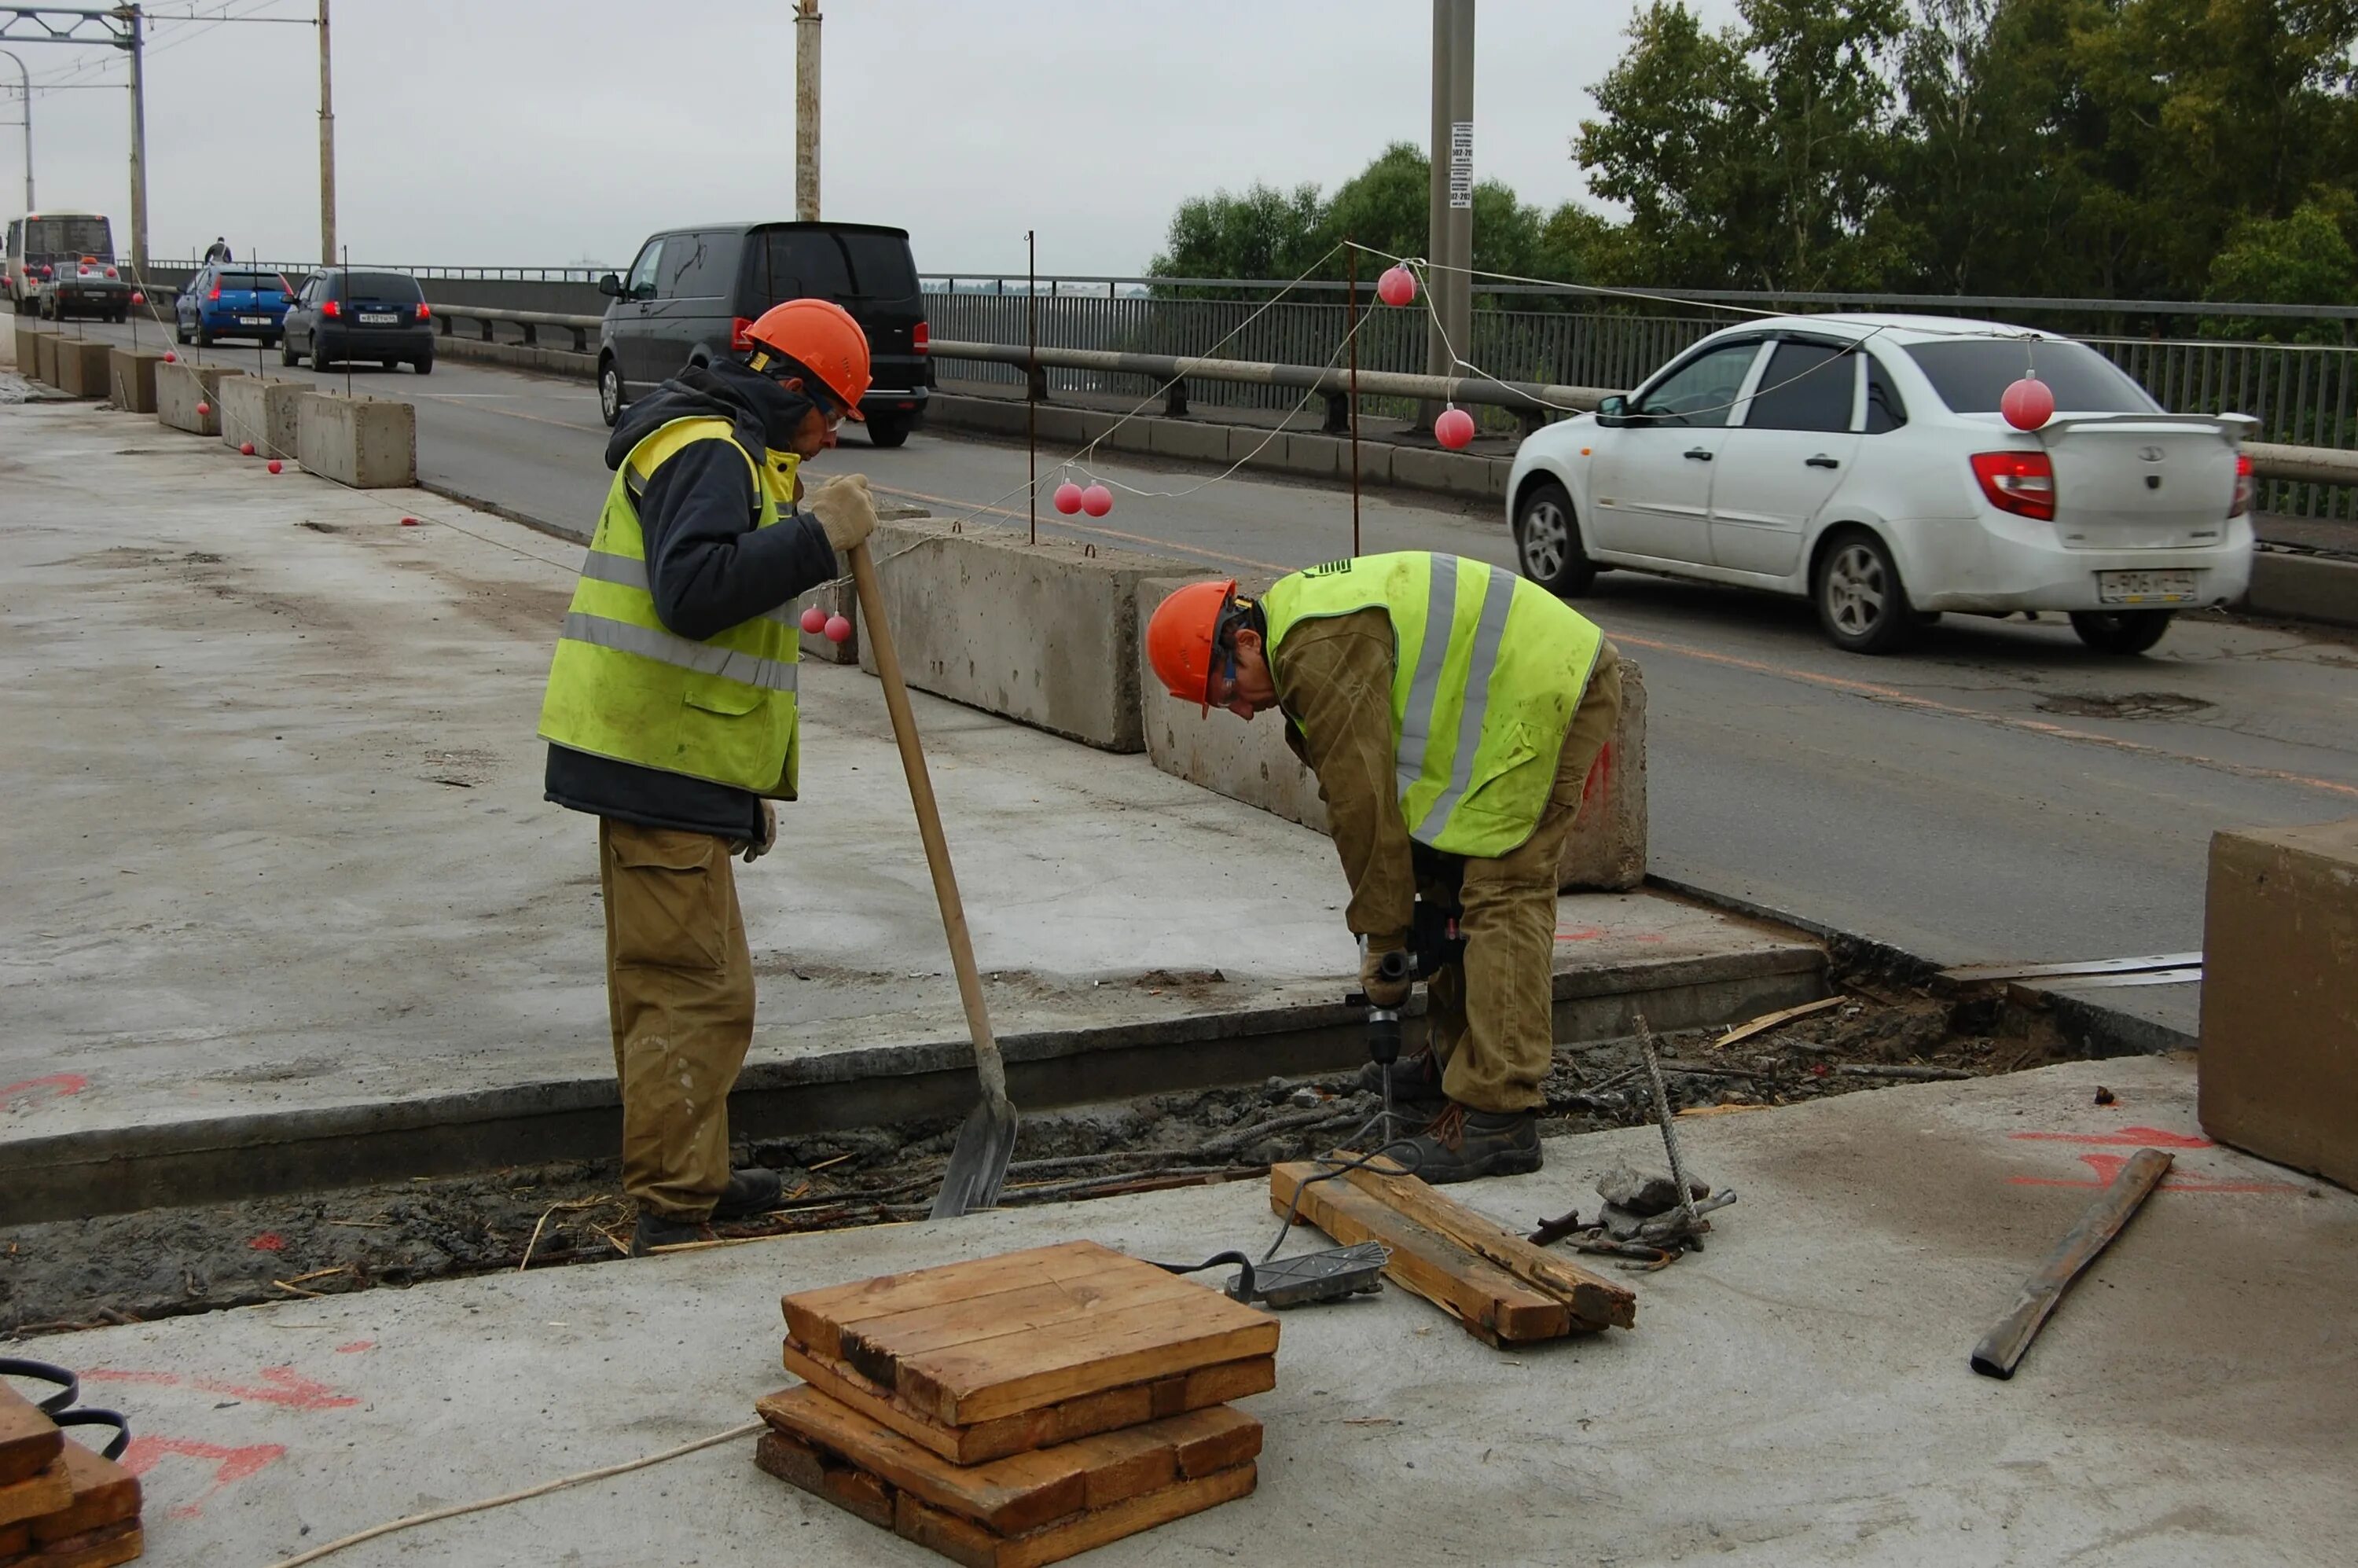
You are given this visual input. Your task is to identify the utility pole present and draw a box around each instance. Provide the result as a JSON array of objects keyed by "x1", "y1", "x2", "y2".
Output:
[
  {"x1": 318, "y1": 0, "x2": 334, "y2": 269},
  {"x1": 794, "y1": 0, "x2": 820, "y2": 221},
  {"x1": 1, "y1": 50, "x2": 29, "y2": 210},
  {"x1": 121, "y1": 2, "x2": 146, "y2": 273},
  {"x1": 1423, "y1": 0, "x2": 1474, "y2": 431}
]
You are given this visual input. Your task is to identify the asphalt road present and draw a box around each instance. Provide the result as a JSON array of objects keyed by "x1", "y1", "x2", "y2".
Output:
[{"x1": 68, "y1": 320, "x2": 2358, "y2": 1034}]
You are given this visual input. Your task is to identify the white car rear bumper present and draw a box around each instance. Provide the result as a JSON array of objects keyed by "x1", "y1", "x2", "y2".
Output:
[{"x1": 1898, "y1": 512, "x2": 2253, "y2": 613}]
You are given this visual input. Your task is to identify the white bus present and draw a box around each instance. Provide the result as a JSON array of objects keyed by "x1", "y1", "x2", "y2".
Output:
[{"x1": 5, "y1": 211, "x2": 131, "y2": 321}]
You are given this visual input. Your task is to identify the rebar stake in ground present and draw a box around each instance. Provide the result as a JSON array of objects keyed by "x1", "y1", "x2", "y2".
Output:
[{"x1": 1635, "y1": 1013, "x2": 1705, "y2": 1247}]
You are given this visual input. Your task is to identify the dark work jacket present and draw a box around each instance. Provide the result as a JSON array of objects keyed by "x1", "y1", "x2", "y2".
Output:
[{"x1": 544, "y1": 361, "x2": 841, "y2": 839}]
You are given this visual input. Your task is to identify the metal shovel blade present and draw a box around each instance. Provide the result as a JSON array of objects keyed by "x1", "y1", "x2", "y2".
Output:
[{"x1": 931, "y1": 1094, "x2": 1019, "y2": 1218}]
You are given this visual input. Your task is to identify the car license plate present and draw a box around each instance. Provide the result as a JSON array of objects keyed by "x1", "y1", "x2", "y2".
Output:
[
  {"x1": 359, "y1": 312, "x2": 399, "y2": 325},
  {"x1": 238, "y1": 316, "x2": 269, "y2": 326},
  {"x1": 2097, "y1": 569, "x2": 2196, "y2": 605}
]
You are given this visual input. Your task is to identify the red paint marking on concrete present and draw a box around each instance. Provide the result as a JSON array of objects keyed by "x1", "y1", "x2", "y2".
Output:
[
  {"x1": 86, "y1": 1365, "x2": 360, "y2": 1410},
  {"x1": 121, "y1": 1435, "x2": 287, "y2": 1519},
  {"x1": 82, "y1": 1369, "x2": 179, "y2": 1387},
  {"x1": 1632, "y1": 932, "x2": 1666, "y2": 943},
  {"x1": 2008, "y1": 1126, "x2": 2212, "y2": 1149},
  {"x1": 1555, "y1": 926, "x2": 1607, "y2": 942},
  {"x1": 2010, "y1": 1151, "x2": 2301, "y2": 1194},
  {"x1": 1, "y1": 1072, "x2": 89, "y2": 1110},
  {"x1": 247, "y1": 1232, "x2": 286, "y2": 1252},
  {"x1": 334, "y1": 1339, "x2": 376, "y2": 1354}
]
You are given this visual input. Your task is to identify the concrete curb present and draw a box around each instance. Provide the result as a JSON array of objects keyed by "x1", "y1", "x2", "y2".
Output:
[
  {"x1": 432, "y1": 333, "x2": 597, "y2": 379},
  {"x1": 2247, "y1": 550, "x2": 2358, "y2": 630},
  {"x1": 0, "y1": 941, "x2": 1824, "y2": 1223}
]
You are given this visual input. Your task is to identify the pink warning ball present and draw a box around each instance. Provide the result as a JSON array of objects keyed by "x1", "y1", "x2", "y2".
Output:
[
  {"x1": 195, "y1": 401, "x2": 211, "y2": 417},
  {"x1": 1080, "y1": 484, "x2": 1114, "y2": 517},
  {"x1": 824, "y1": 613, "x2": 853, "y2": 644},
  {"x1": 1052, "y1": 481, "x2": 1085, "y2": 515},
  {"x1": 800, "y1": 604, "x2": 828, "y2": 634},
  {"x1": 163, "y1": 350, "x2": 178, "y2": 363},
  {"x1": 399, "y1": 516, "x2": 421, "y2": 526},
  {"x1": 240, "y1": 442, "x2": 255, "y2": 456},
  {"x1": 130, "y1": 292, "x2": 145, "y2": 307},
  {"x1": 2000, "y1": 376, "x2": 2055, "y2": 431},
  {"x1": 1376, "y1": 265, "x2": 1418, "y2": 307},
  {"x1": 1434, "y1": 407, "x2": 1476, "y2": 450},
  {"x1": 267, "y1": 460, "x2": 283, "y2": 474}
]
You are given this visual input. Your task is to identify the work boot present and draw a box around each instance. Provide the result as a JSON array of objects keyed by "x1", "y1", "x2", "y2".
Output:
[
  {"x1": 1398, "y1": 1102, "x2": 1541, "y2": 1184},
  {"x1": 630, "y1": 1211, "x2": 712, "y2": 1258},
  {"x1": 711, "y1": 1166, "x2": 784, "y2": 1220},
  {"x1": 1354, "y1": 1049, "x2": 1446, "y2": 1103}
]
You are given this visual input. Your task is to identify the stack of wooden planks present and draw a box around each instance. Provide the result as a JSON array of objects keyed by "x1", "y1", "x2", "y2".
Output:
[
  {"x1": 0, "y1": 1387, "x2": 141, "y2": 1568},
  {"x1": 1271, "y1": 1159, "x2": 1639, "y2": 1346},
  {"x1": 757, "y1": 1239, "x2": 1278, "y2": 1567}
]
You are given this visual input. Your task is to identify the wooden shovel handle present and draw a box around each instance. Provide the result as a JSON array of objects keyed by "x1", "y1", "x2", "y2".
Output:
[{"x1": 845, "y1": 542, "x2": 1007, "y2": 1101}]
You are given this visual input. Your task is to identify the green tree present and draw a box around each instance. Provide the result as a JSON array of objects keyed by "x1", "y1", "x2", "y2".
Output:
[
  {"x1": 2206, "y1": 198, "x2": 2358, "y2": 338},
  {"x1": 1147, "y1": 181, "x2": 1327, "y2": 282}
]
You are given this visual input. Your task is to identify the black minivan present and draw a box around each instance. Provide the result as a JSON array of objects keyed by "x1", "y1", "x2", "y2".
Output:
[{"x1": 597, "y1": 222, "x2": 929, "y2": 446}]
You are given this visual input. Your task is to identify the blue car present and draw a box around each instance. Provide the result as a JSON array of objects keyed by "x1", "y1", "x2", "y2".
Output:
[{"x1": 174, "y1": 263, "x2": 293, "y2": 347}]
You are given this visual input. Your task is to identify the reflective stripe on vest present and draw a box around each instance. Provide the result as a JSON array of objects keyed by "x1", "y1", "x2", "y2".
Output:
[
  {"x1": 1262, "y1": 551, "x2": 1603, "y2": 857},
  {"x1": 536, "y1": 416, "x2": 806, "y2": 796}
]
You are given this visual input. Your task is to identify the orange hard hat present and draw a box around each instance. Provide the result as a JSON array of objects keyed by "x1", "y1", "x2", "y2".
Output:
[
  {"x1": 1146, "y1": 578, "x2": 1240, "y2": 714},
  {"x1": 744, "y1": 297, "x2": 871, "y2": 420}
]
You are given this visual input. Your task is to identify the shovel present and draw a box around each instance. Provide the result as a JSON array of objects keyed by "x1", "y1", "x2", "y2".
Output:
[{"x1": 844, "y1": 540, "x2": 1017, "y2": 1217}]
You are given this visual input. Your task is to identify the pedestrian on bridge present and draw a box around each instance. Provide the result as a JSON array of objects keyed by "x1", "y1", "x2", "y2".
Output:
[
  {"x1": 204, "y1": 237, "x2": 232, "y2": 263},
  {"x1": 1145, "y1": 553, "x2": 1622, "y2": 1182},
  {"x1": 537, "y1": 298, "x2": 880, "y2": 1255}
]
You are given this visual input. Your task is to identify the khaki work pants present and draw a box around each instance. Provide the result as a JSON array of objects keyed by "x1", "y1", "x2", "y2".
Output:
[
  {"x1": 1419, "y1": 642, "x2": 1624, "y2": 1114},
  {"x1": 599, "y1": 819, "x2": 755, "y2": 1221}
]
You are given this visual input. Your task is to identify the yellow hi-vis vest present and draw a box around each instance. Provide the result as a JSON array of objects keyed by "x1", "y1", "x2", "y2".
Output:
[
  {"x1": 536, "y1": 417, "x2": 804, "y2": 797},
  {"x1": 1263, "y1": 552, "x2": 1604, "y2": 857}
]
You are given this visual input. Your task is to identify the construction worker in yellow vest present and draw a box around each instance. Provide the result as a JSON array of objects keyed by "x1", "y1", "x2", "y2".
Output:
[
  {"x1": 538, "y1": 299, "x2": 880, "y2": 1255},
  {"x1": 1145, "y1": 553, "x2": 1621, "y2": 1182}
]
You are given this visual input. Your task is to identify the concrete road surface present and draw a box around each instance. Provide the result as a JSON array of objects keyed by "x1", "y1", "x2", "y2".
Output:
[{"x1": 57, "y1": 319, "x2": 2358, "y2": 1034}]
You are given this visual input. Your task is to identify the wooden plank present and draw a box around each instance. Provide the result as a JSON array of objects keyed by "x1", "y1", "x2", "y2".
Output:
[
  {"x1": 0, "y1": 1385, "x2": 63, "y2": 1489},
  {"x1": 904, "y1": 1290, "x2": 1280, "y2": 1427},
  {"x1": 26, "y1": 1519, "x2": 144, "y2": 1568},
  {"x1": 1269, "y1": 1164, "x2": 1572, "y2": 1346},
  {"x1": 755, "y1": 1431, "x2": 898, "y2": 1529},
  {"x1": 1937, "y1": 951, "x2": 2201, "y2": 986},
  {"x1": 837, "y1": 1269, "x2": 1205, "y2": 1390},
  {"x1": 1713, "y1": 994, "x2": 1845, "y2": 1048},
  {"x1": 28, "y1": 1441, "x2": 141, "y2": 1546},
  {"x1": 0, "y1": 1463, "x2": 73, "y2": 1531},
  {"x1": 0, "y1": 1518, "x2": 27, "y2": 1558},
  {"x1": 1323, "y1": 1161, "x2": 1637, "y2": 1330},
  {"x1": 783, "y1": 1242, "x2": 1137, "y2": 1357},
  {"x1": 892, "y1": 1463, "x2": 1258, "y2": 1568},
  {"x1": 757, "y1": 1384, "x2": 1261, "y2": 1537}
]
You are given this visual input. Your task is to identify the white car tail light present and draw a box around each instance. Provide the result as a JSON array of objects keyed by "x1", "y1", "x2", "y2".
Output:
[
  {"x1": 2228, "y1": 451, "x2": 2253, "y2": 518},
  {"x1": 1971, "y1": 450, "x2": 2056, "y2": 522}
]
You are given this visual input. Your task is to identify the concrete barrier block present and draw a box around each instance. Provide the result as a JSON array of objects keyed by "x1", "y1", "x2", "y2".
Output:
[
  {"x1": 1559, "y1": 653, "x2": 1647, "y2": 891},
  {"x1": 1391, "y1": 444, "x2": 1490, "y2": 498},
  {"x1": 1137, "y1": 575, "x2": 1331, "y2": 832},
  {"x1": 217, "y1": 375, "x2": 307, "y2": 459},
  {"x1": 296, "y1": 391, "x2": 417, "y2": 487},
  {"x1": 55, "y1": 337, "x2": 112, "y2": 398},
  {"x1": 109, "y1": 347, "x2": 164, "y2": 413},
  {"x1": 1281, "y1": 432, "x2": 1345, "y2": 479},
  {"x1": 856, "y1": 516, "x2": 1194, "y2": 751},
  {"x1": 13, "y1": 321, "x2": 46, "y2": 376},
  {"x1": 156, "y1": 361, "x2": 237, "y2": 435},
  {"x1": 935, "y1": 394, "x2": 1029, "y2": 439},
  {"x1": 33, "y1": 329, "x2": 60, "y2": 386},
  {"x1": 2247, "y1": 552, "x2": 2358, "y2": 630},
  {"x1": 1146, "y1": 419, "x2": 1229, "y2": 463}
]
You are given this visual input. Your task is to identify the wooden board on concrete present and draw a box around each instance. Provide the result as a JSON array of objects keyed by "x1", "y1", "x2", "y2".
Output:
[
  {"x1": 3, "y1": 1518, "x2": 143, "y2": 1567},
  {"x1": 781, "y1": 1337, "x2": 1273, "y2": 1467},
  {"x1": 757, "y1": 1416, "x2": 1256, "y2": 1568},
  {"x1": 758, "y1": 1384, "x2": 1260, "y2": 1537},
  {"x1": 28, "y1": 1441, "x2": 141, "y2": 1546},
  {"x1": 0, "y1": 1464, "x2": 72, "y2": 1531},
  {"x1": 780, "y1": 1240, "x2": 1279, "y2": 1429},
  {"x1": 0, "y1": 1386, "x2": 62, "y2": 1489},
  {"x1": 1324, "y1": 1160, "x2": 1637, "y2": 1331}
]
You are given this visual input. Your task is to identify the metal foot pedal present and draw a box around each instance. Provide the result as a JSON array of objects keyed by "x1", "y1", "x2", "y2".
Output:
[{"x1": 1231, "y1": 1242, "x2": 1390, "y2": 1308}]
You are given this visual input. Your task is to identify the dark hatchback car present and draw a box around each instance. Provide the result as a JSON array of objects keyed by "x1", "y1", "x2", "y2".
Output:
[
  {"x1": 281, "y1": 268, "x2": 435, "y2": 374},
  {"x1": 597, "y1": 222, "x2": 928, "y2": 445}
]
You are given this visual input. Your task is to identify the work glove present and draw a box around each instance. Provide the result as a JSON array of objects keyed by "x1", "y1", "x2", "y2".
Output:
[
  {"x1": 1359, "y1": 939, "x2": 1412, "y2": 1008},
  {"x1": 740, "y1": 800, "x2": 777, "y2": 865},
  {"x1": 804, "y1": 473, "x2": 879, "y2": 555}
]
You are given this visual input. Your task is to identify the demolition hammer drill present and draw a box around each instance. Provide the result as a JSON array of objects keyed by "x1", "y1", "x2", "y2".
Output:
[{"x1": 1353, "y1": 898, "x2": 1467, "y2": 1143}]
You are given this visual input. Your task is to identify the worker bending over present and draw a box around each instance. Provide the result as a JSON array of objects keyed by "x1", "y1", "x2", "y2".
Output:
[
  {"x1": 1146, "y1": 552, "x2": 1621, "y2": 1182},
  {"x1": 538, "y1": 299, "x2": 880, "y2": 1254}
]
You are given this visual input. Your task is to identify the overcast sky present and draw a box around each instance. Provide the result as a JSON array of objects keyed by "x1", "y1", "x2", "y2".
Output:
[{"x1": 7, "y1": 0, "x2": 1736, "y2": 274}]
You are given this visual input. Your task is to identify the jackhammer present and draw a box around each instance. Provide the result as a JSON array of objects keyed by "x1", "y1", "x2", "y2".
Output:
[{"x1": 1352, "y1": 897, "x2": 1467, "y2": 1144}]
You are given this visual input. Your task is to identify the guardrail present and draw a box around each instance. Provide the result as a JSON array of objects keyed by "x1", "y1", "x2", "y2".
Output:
[{"x1": 426, "y1": 303, "x2": 601, "y2": 354}]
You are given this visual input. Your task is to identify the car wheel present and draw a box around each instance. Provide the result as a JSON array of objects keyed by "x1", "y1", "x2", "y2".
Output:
[
  {"x1": 598, "y1": 359, "x2": 624, "y2": 428},
  {"x1": 411, "y1": 354, "x2": 433, "y2": 376},
  {"x1": 2068, "y1": 609, "x2": 2174, "y2": 655},
  {"x1": 174, "y1": 320, "x2": 190, "y2": 345},
  {"x1": 281, "y1": 336, "x2": 302, "y2": 367},
  {"x1": 1512, "y1": 479, "x2": 1599, "y2": 596},
  {"x1": 1813, "y1": 528, "x2": 1916, "y2": 654},
  {"x1": 196, "y1": 324, "x2": 215, "y2": 347},
  {"x1": 865, "y1": 413, "x2": 909, "y2": 449}
]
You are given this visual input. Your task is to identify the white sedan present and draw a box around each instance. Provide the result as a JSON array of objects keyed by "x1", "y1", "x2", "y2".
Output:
[{"x1": 1505, "y1": 314, "x2": 2256, "y2": 654}]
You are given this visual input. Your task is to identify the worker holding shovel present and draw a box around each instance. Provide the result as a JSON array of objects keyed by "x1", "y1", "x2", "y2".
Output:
[
  {"x1": 1145, "y1": 554, "x2": 1622, "y2": 1183},
  {"x1": 537, "y1": 299, "x2": 880, "y2": 1255}
]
